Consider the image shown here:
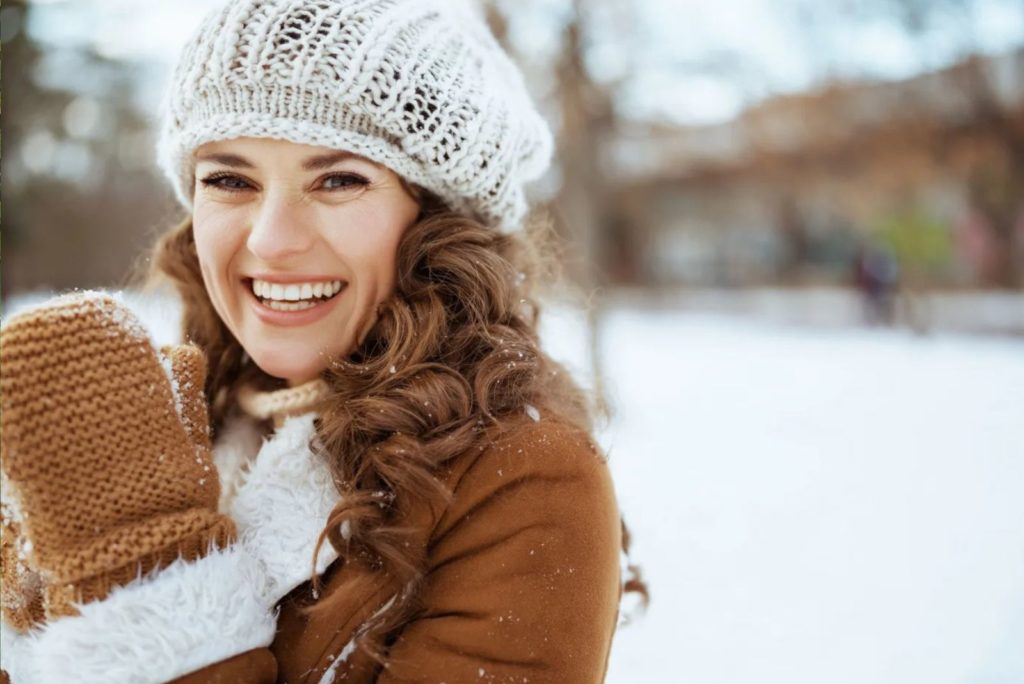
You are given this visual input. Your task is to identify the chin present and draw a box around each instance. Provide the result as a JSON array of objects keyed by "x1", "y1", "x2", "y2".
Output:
[{"x1": 250, "y1": 348, "x2": 327, "y2": 385}]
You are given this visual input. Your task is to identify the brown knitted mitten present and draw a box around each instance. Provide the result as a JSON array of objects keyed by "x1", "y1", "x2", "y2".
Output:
[{"x1": 0, "y1": 293, "x2": 235, "y2": 623}]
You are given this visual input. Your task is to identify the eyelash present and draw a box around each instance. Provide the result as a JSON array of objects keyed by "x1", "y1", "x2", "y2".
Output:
[{"x1": 199, "y1": 172, "x2": 370, "y2": 193}]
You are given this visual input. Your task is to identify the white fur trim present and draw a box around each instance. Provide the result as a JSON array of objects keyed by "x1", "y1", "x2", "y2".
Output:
[
  {"x1": 1, "y1": 544, "x2": 276, "y2": 684},
  {"x1": 229, "y1": 414, "x2": 342, "y2": 603},
  {"x1": 212, "y1": 414, "x2": 264, "y2": 515},
  {"x1": 1, "y1": 620, "x2": 36, "y2": 684}
]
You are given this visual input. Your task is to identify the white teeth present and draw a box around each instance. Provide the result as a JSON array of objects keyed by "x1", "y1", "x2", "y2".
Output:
[
  {"x1": 265, "y1": 299, "x2": 317, "y2": 312},
  {"x1": 251, "y1": 278, "x2": 344, "y2": 304}
]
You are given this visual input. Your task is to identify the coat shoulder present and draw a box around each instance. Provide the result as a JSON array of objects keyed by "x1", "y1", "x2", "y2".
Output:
[
  {"x1": 434, "y1": 411, "x2": 621, "y2": 573},
  {"x1": 453, "y1": 412, "x2": 610, "y2": 490}
]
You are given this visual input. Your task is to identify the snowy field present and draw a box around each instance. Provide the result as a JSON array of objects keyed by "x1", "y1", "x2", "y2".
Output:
[
  {"x1": 5, "y1": 292, "x2": 1024, "y2": 683},
  {"x1": 538, "y1": 307, "x2": 1024, "y2": 684}
]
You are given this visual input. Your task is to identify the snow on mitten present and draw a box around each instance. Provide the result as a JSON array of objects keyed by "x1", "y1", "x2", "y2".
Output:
[
  {"x1": 0, "y1": 508, "x2": 46, "y2": 631},
  {"x1": 0, "y1": 292, "x2": 236, "y2": 621}
]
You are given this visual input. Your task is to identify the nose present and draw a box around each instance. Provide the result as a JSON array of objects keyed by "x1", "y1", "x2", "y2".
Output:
[{"x1": 245, "y1": 193, "x2": 317, "y2": 262}]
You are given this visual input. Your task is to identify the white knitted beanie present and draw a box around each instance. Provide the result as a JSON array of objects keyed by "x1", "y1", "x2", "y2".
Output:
[{"x1": 156, "y1": 0, "x2": 552, "y2": 231}]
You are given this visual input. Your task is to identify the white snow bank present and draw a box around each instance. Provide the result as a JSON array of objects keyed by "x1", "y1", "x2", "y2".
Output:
[{"x1": 552, "y1": 309, "x2": 1024, "y2": 684}]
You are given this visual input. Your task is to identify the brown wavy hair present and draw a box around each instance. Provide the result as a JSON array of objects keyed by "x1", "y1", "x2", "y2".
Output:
[{"x1": 150, "y1": 196, "x2": 647, "y2": 659}]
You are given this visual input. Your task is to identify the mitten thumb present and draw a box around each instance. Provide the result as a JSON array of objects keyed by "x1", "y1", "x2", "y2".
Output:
[{"x1": 161, "y1": 344, "x2": 211, "y2": 451}]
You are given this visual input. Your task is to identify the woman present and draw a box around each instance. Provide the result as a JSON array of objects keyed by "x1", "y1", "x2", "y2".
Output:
[{"x1": 0, "y1": 1, "x2": 643, "y2": 682}]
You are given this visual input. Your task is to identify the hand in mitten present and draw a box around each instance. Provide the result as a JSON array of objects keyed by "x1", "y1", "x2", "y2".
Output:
[{"x1": 0, "y1": 292, "x2": 235, "y2": 623}]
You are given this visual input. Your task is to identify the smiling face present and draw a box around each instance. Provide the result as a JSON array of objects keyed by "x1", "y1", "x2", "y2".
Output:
[{"x1": 192, "y1": 137, "x2": 420, "y2": 385}]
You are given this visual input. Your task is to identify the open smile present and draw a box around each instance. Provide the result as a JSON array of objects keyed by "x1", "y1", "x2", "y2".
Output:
[
  {"x1": 244, "y1": 277, "x2": 347, "y2": 326},
  {"x1": 250, "y1": 277, "x2": 345, "y2": 310}
]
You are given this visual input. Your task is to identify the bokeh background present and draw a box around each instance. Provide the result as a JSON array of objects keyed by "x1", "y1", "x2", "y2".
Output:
[{"x1": 2, "y1": 1, "x2": 1023, "y2": 682}]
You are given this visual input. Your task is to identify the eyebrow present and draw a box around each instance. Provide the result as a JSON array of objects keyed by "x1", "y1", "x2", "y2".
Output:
[
  {"x1": 195, "y1": 151, "x2": 367, "y2": 171},
  {"x1": 302, "y1": 151, "x2": 364, "y2": 171}
]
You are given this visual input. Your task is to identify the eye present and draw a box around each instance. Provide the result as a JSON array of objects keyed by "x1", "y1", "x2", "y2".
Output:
[
  {"x1": 320, "y1": 173, "x2": 369, "y2": 191},
  {"x1": 199, "y1": 173, "x2": 253, "y2": 193}
]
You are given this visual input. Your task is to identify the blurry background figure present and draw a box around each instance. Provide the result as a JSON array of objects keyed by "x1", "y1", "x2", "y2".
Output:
[
  {"x1": 3, "y1": 1, "x2": 1024, "y2": 683},
  {"x1": 854, "y1": 240, "x2": 900, "y2": 326}
]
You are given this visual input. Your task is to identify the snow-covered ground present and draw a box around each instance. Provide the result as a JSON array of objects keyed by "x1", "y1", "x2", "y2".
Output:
[
  {"x1": 6, "y1": 292, "x2": 1023, "y2": 682},
  {"x1": 538, "y1": 307, "x2": 1024, "y2": 684}
]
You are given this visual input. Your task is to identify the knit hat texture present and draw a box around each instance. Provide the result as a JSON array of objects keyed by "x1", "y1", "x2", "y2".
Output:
[
  {"x1": 0, "y1": 293, "x2": 235, "y2": 620},
  {"x1": 157, "y1": 0, "x2": 553, "y2": 230}
]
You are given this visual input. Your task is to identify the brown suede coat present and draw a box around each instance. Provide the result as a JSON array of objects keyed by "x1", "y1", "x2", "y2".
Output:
[{"x1": 168, "y1": 417, "x2": 622, "y2": 684}]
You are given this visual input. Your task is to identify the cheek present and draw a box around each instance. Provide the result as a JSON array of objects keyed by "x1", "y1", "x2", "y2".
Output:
[
  {"x1": 191, "y1": 224, "x2": 222, "y2": 291},
  {"x1": 324, "y1": 233, "x2": 398, "y2": 309},
  {"x1": 370, "y1": 197, "x2": 419, "y2": 290},
  {"x1": 192, "y1": 203, "x2": 218, "y2": 262},
  {"x1": 368, "y1": 230, "x2": 403, "y2": 294},
  {"x1": 191, "y1": 210, "x2": 242, "y2": 313},
  {"x1": 328, "y1": 204, "x2": 411, "y2": 296},
  {"x1": 193, "y1": 201, "x2": 245, "y2": 264}
]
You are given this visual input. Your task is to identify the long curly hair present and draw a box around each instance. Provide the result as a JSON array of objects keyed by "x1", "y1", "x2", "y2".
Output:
[{"x1": 150, "y1": 196, "x2": 647, "y2": 659}]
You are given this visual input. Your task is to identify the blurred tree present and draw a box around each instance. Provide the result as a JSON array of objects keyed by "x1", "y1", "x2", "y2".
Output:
[
  {"x1": 485, "y1": 0, "x2": 630, "y2": 409},
  {"x1": 551, "y1": 0, "x2": 618, "y2": 410},
  {"x1": 1, "y1": 0, "x2": 173, "y2": 296},
  {"x1": 1, "y1": 0, "x2": 44, "y2": 295},
  {"x1": 552, "y1": 1, "x2": 616, "y2": 286},
  {"x1": 487, "y1": 0, "x2": 663, "y2": 288}
]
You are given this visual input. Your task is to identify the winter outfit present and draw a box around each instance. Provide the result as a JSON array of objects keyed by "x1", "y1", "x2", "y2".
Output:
[
  {"x1": 1, "y1": 0, "x2": 623, "y2": 681},
  {"x1": 0, "y1": 294, "x2": 621, "y2": 682}
]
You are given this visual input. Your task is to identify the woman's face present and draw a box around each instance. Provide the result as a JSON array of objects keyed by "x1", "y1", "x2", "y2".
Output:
[{"x1": 192, "y1": 137, "x2": 420, "y2": 385}]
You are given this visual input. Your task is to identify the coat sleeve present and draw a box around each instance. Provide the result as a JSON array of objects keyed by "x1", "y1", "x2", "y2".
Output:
[{"x1": 377, "y1": 418, "x2": 623, "y2": 684}]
